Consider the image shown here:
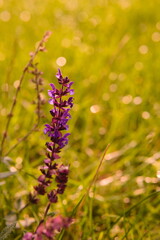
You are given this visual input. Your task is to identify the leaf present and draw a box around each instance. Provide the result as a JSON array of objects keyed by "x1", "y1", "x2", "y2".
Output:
[
  {"x1": 0, "y1": 171, "x2": 16, "y2": 179},
  {"x1": 25, "y1": 172, "x2": 37, "y2": 180},
  {"x1": 57, "y1": 229, "x2": 65, "y2": 240},
  {"x1": 57, "y1": 195, "x2": 85, "y2": 240},
  {"x1": 0, "y1": 223, "x2": 16, "y2": 240},
  {"x1": 58, "y1": 145, "x2": 110, "y2": 240},
  {"x1": 70, "y1": 194, "x2": 85, "y2": 217},
  {"x1": 47, "y1": 212, "x2": 56, "y2": 217}
]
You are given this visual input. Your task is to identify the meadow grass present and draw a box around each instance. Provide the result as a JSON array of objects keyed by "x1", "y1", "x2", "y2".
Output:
[{"x1": 0, "y1": 0, "x2": 160, "y2": 239}]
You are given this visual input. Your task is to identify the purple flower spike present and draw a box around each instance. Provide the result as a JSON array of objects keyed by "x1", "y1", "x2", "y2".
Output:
[
  {"x1": 34, "y1": 69, "x2": 74, "y2": 200},
  {"x1": 25, "y1": 69, "x2": 74, "y2": 240}
]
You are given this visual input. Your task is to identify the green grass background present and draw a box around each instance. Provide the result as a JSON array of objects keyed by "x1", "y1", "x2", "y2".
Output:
[{"x1": 0, "y1": 0, "x2": 160, "y2": 239}]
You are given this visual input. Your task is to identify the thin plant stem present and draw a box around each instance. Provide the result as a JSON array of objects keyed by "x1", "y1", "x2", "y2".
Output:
[
  {"x1": 35, "y1": 70, "x2": 41, "y2": 126},
  {"x1": 78, "y1": 144, "x2": 110, "y2": 212},
  {"x1": 5, "y1": 38, "x2": 18, "y2": 98},
  {"x1": 18, "y1": 203, "x2": 30, "y2": 215},
  {"x1": 5, "y1": 125, "x2": 38, "y2": 156},
  {"x1": 0, "y1": 31, "x2": 52, "y2": 157},
  {"x1": 5, "y1": 64, "x2": 44, "y2": 156},
  {"x1": 44, "y1": 203, "x2": 51, "y2": 218},
  {"x1": 34, "y1": 203, "x2": 51, "y2": 234}
]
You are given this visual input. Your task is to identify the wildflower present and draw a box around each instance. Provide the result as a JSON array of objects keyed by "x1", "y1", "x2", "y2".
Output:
[
  {"x1": 33, "y1": 69, "x2": 74, "y2": 203},
  {"x1": 23, "y1": 216, "x2": 73, "y2": 240},
  {"x1": 36, "y1": 216, "x2": 73, "y2": 239},
  {"x1": 24, "y1": 69, "x2": 74, "y2": 240}
]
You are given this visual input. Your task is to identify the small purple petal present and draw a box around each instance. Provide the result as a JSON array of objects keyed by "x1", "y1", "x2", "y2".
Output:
[
  {"x1": 34, "y1": 184, "x2": 46, "y2": 195},
  {"x1": 50, "y1": 83, "x2": 56, "y2": 90},
  {"x1": 44, "y1": 158, "x2": 51, "y2": 164},
  {"x1": 69, "y1": 89, "x2": 74, "y2": 95},
  {"x1": 38, "y1": 175, "x2": 46, "y2": 183},
  {"x1": 56, "y1": 69, "x2": 62, "y2": 79},
  {"x1": 48, "y1": 99, "x2": 55, "y2": 105},
  {"x1": 48, "y1": 190, "x2": 58, "y2": 203},
  {"x1": 48, "y1": 90, "x2": 55, "y2": 97}
]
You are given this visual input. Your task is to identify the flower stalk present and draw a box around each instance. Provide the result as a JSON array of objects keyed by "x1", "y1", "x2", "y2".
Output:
[
  {"x1": 0, "y1": 31, "x2": 52, "y2": 157},
  {"x1": 23, "y1": 69, "x2": 74, "y2": 240}
]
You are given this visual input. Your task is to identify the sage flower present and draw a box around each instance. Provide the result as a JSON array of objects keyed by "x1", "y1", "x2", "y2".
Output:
[{"x1": 33, "y1": 69, "x2": 74, "y2": 202}]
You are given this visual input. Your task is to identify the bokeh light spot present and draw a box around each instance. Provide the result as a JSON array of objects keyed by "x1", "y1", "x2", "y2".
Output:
[
  {"x1": 109, "y1": 72, "x2": 117, "y2": 81},
  {"x1": 134, "y1": 188, "x2": 145, "y2": 196},
  {"x1": 85, "y1": 148, "x2": 94, "y2": 157},
  {"x1": 136, "y1": 176, "x2": 144, "y2": 187},
  {"x1": 20, "y1": 11, "x2": 31, "y2": 22},
  {"x1": 1, "y1": 83, "x2": 8, "y2": 92},
  {"x1": 152, "y1": 32, "x2": 160, "y2": 42},
  {"x1": 109, "y1": 84, "x2": 117, "y2": 92},
  {"x1": 157, "y1": 171, "x2": 160, "y2": 178},
  {"x1": 122, "y1": 95, "x2": 132, "y2": 104},
  {"x1": 123, "y1": 197, "x2": 130, "y2": 203},
  {"x1": 102, "y1": 93, "x2": 110, "y2": 101},
  {"x1": 142, "y1": 111, "x2": 150, "y2": 119},
  {"x1": 133, "y1": 96, "x2": 142, "y2": 105},
  {"x1": 99, "y1": 176, "x2": 114, "y2": 186},
  {"x1": 118, "y1": 73, "x2": 126, "y2": 81},
  {"x1": 139, "y1": 45, "x2": 148, "y2": 54},
  {"x1": 0, "y1": 11, "x2": 11, "y2": 22},
  {"x1": 16, "y1": 157, "x2": 23, "y2": 164},
  {"x1": 10, "y1": 166, "x2": 17, "y2": 172},
  {"x1": 56, "y1": 57, "x2": 67, "y2": 66},
  {"x1": 156, "y1": 22, "x2": 160, "y2": 30},
  {"x1": 119, "y1": 0, "x2": 131, "y2": 9},
  {"x1": 13, "y1": 80, "x2": 20, "y2": 89},
  {"x1": 63, "y1": 199, "x2": 67, "y2": 205},
  {"x1": 0, "y1": 108, "x2": 7, "y2": 116},
  {"x1": 15, "y1": 157, "x2": 23, "y2": 169},
  {"x1": 99, "y1": 127, "x2": 106, "y2": 135},
  {"x1": 0, "y1": 0, "x2": 4, "y2": 7},
  {"x1": 90, "y1": 105, "x2": 100, "y2": 113}
]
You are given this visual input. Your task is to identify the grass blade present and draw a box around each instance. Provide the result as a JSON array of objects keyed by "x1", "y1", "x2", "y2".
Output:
[{"x1": 0, "y1": 223, "x2": 16, "y2": 240}]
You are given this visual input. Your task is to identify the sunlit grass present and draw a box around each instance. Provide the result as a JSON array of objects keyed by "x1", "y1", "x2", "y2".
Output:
[{"x1": 0, "y1": 0, "x2": 160, "y2": 239}]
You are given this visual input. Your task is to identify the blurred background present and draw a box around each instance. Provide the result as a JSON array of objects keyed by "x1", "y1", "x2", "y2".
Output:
[{"x1": 0, "y1": 0, "x2": 160, "y2": 239}]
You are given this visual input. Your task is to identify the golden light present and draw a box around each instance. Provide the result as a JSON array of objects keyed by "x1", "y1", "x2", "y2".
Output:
[
  {"x1": 133, "y1": 96, "x2": 142, "y2": 105},
  {"x1": 90, "y1": 105, "x2": 100, "y2": 113},
  {"x1": 13, "y1": 80, "x2": 20, "y2": 89},
  {"x1": 0, "y1": 11, "x2": 11, "y2": 22},
  {"x1": 139, "y1": 45, "x2": 148, "y2": 54},
  {"x1": 142, "y1": 111, "x2": 150, "y2": 119},
  {"x1": 20, "y1": 11, "x2": 31, "y2": 22},
  {"x1": 56, "y1": 57, "x2": 67, "y2": 67},
  {"x1": 122, "y1": 95, "x2": 132, "y2": 104}
]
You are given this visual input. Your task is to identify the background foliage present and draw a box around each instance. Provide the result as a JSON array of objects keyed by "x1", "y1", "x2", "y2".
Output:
[{"x1": 0, "y1": 0, "x2": 160, "y2": 239}]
